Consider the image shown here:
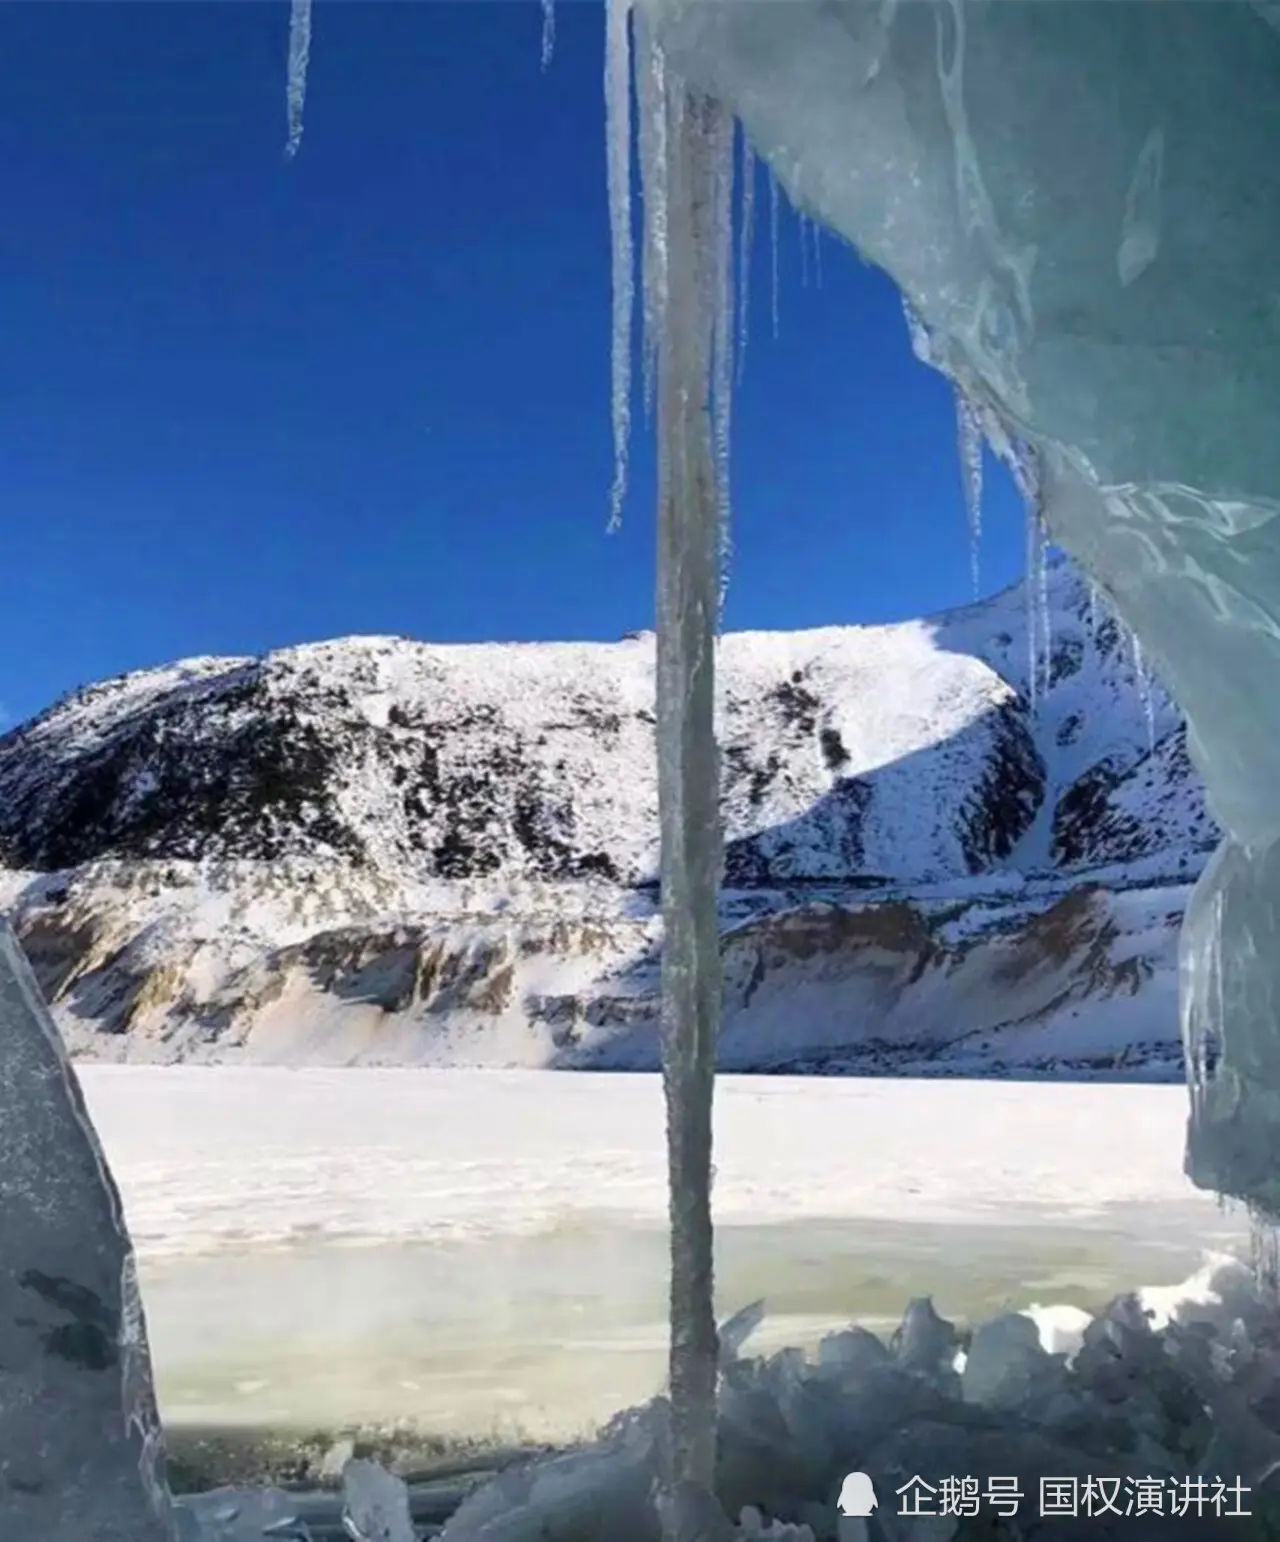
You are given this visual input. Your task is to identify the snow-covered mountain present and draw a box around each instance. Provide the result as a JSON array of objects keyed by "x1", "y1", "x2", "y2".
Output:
[{"x1": 0, "y1": 556, "x2": 1218, "y2": 1072}]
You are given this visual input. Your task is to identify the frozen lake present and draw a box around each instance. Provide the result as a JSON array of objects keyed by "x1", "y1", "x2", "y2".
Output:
[{"x1": 80, "y1": 1067, "x2": 1248, "y2": 1447}]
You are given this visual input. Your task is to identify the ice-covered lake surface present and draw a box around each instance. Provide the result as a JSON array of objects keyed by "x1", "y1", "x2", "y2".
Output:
[{"x1": 79, "y1": 1067, "x2": 1248, "y2": 1448}]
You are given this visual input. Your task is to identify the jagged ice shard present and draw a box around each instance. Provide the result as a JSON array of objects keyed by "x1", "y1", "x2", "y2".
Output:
[
  {"x1": 631, "y1": 2, "x2": 1280, "y2": 1226},
  {"x1": 0, "y1": 922, "x2": 173, "y2": 1539}
]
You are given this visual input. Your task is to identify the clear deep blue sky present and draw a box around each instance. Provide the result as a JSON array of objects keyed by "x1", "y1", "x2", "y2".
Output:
[{"x1": 0, "y1": 0, "x2": 1027, "y2": 727}]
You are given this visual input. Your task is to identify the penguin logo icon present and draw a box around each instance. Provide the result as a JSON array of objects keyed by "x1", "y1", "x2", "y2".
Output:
[{"x1": 837, "y1": 1471, "x2": 878, "y2": 1518}]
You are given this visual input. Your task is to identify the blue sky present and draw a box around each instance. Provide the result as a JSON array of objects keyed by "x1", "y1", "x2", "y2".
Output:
[{"x1": 0, "y1": 1, "x2": 1026, "y2": 726}]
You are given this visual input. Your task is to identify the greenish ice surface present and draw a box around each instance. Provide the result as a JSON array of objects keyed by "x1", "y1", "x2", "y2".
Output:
[{"x1": 150, "y1": 1202, "x2": 1246, "y2": 1489}]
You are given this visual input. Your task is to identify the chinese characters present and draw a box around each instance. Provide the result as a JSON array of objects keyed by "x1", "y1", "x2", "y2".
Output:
[{"x1": 894, "y1": 1474, "x2": 1251, "y2": 1520}]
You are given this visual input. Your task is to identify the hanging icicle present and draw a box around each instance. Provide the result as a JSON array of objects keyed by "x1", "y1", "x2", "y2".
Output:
[
  {"x1": 1038, "y1": 512, "x2": 1052, "y2": 696},
  {"x1": 768, "y1": 167, "x2": 781, "y2": 339},
  {"x1": 284, "y1": 0, "x2": 313, "y2": 160},
  {"x1": 1024, "y1": 495, "x2": 1042, "y2": 709},
  {"x1": 955, "y1": 392, "x2": 984, "y2": 598},
  {"x1": 711, "y1": 116, "x2": 737, "y2": 605},
  {"x1": 1009, "y1": 440, "x2": 1047, "y2": 705},
  {"x1": 625, "y1": 7, "x2": 734, "y2": 545},
  {"x1": 901, "y1": 295, "x2": 937, "y2": 367},
  {"x1": 1131, "y1": 633, "x2": 1157, "y2": 751},
  {"x1": 605, "y1": 0, "x2": 634, "y2": 530},
  {"x1": 736, "y1": 136, "x2": 756, "y2": 386},
  {"x1": 635, "y1": 7, "x2": 669, "y2": 422},
  {"x1": 540, "y1": 0, "x2": 556, "y2": 69}
]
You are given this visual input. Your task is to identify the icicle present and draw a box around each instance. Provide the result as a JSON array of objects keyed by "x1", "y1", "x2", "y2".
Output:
[
  {"x1": 710, "y1": 114, "x2": 736, "y2": 605},
  {"x1": 768, "y1": 167, "x2": 781, "y2": 339},
  {"x1": 797, "y1": 210, "x2": 810, "y2": 288},
  {"x1": 1037, "y1": 513, "x2": 1051, "y2": 697},
  {"x1": 955, "y1": 391, "x2": 984, "y2": 598},
  {"x1": 901, "y1": 295, "x2": 934, "y2": 365},
  {"x1": 605, "y1": 0, "x2": 634, "y2": 530},
  {"x1": 1131, "y1": 633, "x2": 1156, "y2": 751},
  {"x1": 1025, "y1": 494, "x2": 1041, "y2": 709},
  {"x1": 540, "y1": 0, "x2": 555, "y2": 70},
  {"x1": 613, "y1": 21, "x2": 738, "y2": 1527},
  {"x1": 1010, "y1": 439, "x2": 1047, "y2": 705},
  {"x1": 811, "y1": 218, "x2": 824, "y2": 289},
  {"x1": 1011, "y1": 441, "x2": 1054, "y2": 706},
  {"x1": 619, "y1": 14, "x2": 735, "y2": 1530},
  {"x1": 1008, "y1": 436, "x2": 1038, "y2": 510},
  {"x1": 651, "y1": 83, "x2": 732, "y2": 1538},
  {"x1": 736, "y1": 136, "x2": 755, "y2": 385},
  {"x1": 284, "y1": 0, "x2": 312, "y2": 160},
  {"x1": 635, "y1": 7, "x2": 668, "y2": 420},
  {"x1": 1130, "y1": 631, "x2": 1143, "y2": 707},
  {"x1": 1088, "y1": 579, "x2": 1099, "y2": 635}
]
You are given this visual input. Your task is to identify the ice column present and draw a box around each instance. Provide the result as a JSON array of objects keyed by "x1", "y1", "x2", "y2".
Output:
[
  {"x1": 610, "y1": 4, "x2": 735, "y2": 1523},
  {"x1": 653, "y1": 78, "x2": 733, "y2": 1538}
]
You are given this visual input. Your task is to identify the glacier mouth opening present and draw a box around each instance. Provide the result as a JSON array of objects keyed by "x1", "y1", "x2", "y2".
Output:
[{"x1": 635, "y1": 0, "x2": 1280, "y2": 1221}]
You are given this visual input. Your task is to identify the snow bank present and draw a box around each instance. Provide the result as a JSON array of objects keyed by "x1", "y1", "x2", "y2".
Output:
[{"x1": 79, "y1": 1070, "x2": 1222, "y2": 1262}]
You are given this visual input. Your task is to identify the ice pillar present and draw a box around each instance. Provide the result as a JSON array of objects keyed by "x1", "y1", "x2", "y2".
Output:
[{"x1": 653, "y1": 82, "x2": 732, "y2": 1539}]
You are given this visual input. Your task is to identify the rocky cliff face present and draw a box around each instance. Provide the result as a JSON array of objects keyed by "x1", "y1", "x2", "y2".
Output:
[{"x1": 0, "y1": 557, "x2": 1218, "y2": 1073}]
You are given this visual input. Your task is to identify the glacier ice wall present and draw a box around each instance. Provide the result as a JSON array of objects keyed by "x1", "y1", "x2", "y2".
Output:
[
  {"x1": 637, "y1": 0, "x2": 1280, "y2": 1216},
  {"x1": 0, "y1": 922, "x2": 173, "y2": 1538}
]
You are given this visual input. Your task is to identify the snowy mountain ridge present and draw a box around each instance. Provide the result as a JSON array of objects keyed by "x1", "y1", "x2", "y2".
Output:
[{"x1": 0, "y1": 557, "x2": 1217, "y2": 1071}]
